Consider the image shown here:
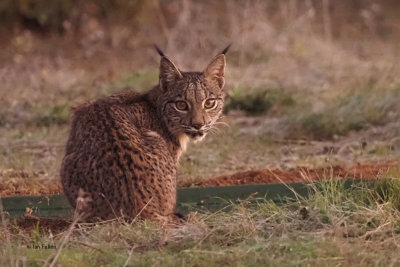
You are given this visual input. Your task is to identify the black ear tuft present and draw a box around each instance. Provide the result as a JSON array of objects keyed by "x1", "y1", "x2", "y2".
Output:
[
  {"x1": 221, "y1": 43, "x2": 232, "y2": 55},
  {"x1": 154, "y1": 44, "x2": 165, "y2": 57}
]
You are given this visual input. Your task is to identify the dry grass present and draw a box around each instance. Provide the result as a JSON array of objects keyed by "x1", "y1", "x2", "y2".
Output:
[
  {"x1": 0, "y1": 0, "x2": 399, "y2": 188},
  {"x1": 1, "y1": 1, "x2": 400, "y2": 120},
  {"x1": 1, "y1": 0, "x2": 400, "y2": 265},
  {"x1": 284, "y1": 86, "x2": 400, "y2": 140},
  {"x1": 1, "y1": 174, "x2": 400, "y2": 266}
]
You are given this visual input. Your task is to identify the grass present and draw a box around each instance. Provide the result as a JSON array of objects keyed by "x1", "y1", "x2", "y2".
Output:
[
  {"x1": 1, "y1": 173, "x2": 400, "y2": 266},
  {"x1": 32, "y1": 105, "x2": 70, "y2": 127},
  {"x1": 99, "y1": 69, "x2": 159, "y2": 97},
  {"x1": 1, "y1": 0, "x2": 400, "y2": 265},
  {"x1": 371, "y1": 167, "x2": 400, "y2": 210},
  {"x1": 286, "y1": 87, "x2": 400, "y2": 140},
  {"x1": 0, "y1": 69, "x2": 158, "y2": 128},
  {"x1": 0, "y1": 125, "x2": 67, "y2": 180},
  {"x1": 118, "y1": 69, "x2": 158, "y2": 91},
  {"x1": 225, "y1": 86, "x2": 296, "y2": 116}
]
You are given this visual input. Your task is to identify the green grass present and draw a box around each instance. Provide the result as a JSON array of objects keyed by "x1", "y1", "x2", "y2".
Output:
[
  {"x1": 225, "y1": 86, "x2": 296, "y2": 115},
  {"x1": 32, "y1": 104, "x2": 70, "y2": 127},
  {"x1": 1, "y1": 3, "x2": 400, "y2": 266},
  {"x1": 1, "y1": 175, "x2": 400, "y2": 266},
  {"x1": 0, "y1": 125, "x2": 67, "y2": 178},
  {"x1": 99, "y1": 69, "x2": 159, "y2": 97},
  {"x1": 286, "y1": 87, "x2": 400, "y2": 140},
  {"x1": 371, "y1": 167, "x2": 400, "y2": 210},
  {"x1": 119, "y1": 69, "x2": 158, "y2": 91}
]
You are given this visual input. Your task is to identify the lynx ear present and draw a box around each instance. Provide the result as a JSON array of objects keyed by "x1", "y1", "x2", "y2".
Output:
[
  {"x1": 204, "y1": 54, "x2": 226, "y2": 89},
  {"x1": 159, "y1": 57, "x2": 183, "y2": 87}
]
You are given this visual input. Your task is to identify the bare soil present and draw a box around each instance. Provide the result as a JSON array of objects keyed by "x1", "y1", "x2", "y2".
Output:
[
  {"x1": 178, "y1": 161, "x2": 398, "y2": 187},
  {"x1": 0, "y1": 162, "x2": 396, "y2": 198},
  {"x1": 2, "y1": 161, "x2": 397, "y2": 233},
  {"x1": 10, "y1": 216, "x2": 71, "y2": 234}
]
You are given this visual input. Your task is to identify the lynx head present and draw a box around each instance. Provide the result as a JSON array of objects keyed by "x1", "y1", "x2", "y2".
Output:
[{"x1": 155, "y1": 46, "x2": 230, "y2": 143}]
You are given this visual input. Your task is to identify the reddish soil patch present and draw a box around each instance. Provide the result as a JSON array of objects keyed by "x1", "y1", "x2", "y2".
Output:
[
  {"x1": 179, "y1": 162, "x2": 398, "y2": 187},
  {"x1": 2, "y1": 162, "x2": 397, "y2": 233},
  {"x1": 1, "y1": 162, "x2": 397, "y2": 198},
  {"x1": 0, "y1": 169, "x2": 62, "y2": 197},
  {"x1": 0, "y1": 184, "x2": 63, "y2": 197},
  {"x1": 10, "y1": 216, "x2": 71, "y2": 234}
]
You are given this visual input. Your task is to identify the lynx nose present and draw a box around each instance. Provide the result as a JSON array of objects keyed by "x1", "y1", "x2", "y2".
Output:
[{"x1": 192, "y1": 123, "x2": 203, "y2": 130}]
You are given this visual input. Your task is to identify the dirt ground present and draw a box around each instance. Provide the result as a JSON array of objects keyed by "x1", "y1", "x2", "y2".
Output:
[
  {"x1": 4, "y1": 160, "x2": 397, "y2": 234},
  {"x1": 0, "y1": 0, "x2": 399, "y2": 242},
  {"x1": 1, "y1": 161, "x2": 396, "y2": 197},
  {"x1": 11, "y1": 217, "x2": 72, "y2": 234},
  {"x1": 178, "y1": 161, "x2": 398, "y2": 187}
]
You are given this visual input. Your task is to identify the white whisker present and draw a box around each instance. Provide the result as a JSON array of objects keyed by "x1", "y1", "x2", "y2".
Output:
[{"x1": 213, "y1": 121, "x2": 230, "y2": 129}]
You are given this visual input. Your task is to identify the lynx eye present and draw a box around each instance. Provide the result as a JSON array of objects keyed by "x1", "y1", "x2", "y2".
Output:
[
  {"x1": 204, "y1": 99, "x2": 217, "y2": 109},
  {"x1": 175, "y1": 101, "x2": 188, "y2": 111}
]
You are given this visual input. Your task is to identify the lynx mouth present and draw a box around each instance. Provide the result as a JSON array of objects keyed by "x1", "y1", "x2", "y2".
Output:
[
  {"x1": 189, "y1": 131, "x2": 206, "y2": 143},
  {"x1": 185, "y1": 131, "x2": 205, "y2": 139}
]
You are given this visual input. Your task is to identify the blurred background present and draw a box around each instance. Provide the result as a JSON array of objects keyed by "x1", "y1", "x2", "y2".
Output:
[{"x1": 0, "y1": 0, "x2": 400, "y2": 187}]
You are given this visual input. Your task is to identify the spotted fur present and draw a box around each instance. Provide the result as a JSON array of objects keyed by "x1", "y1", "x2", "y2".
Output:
[{"x1": 61, "y1": 49, "x2": 228, "y2": 223}]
